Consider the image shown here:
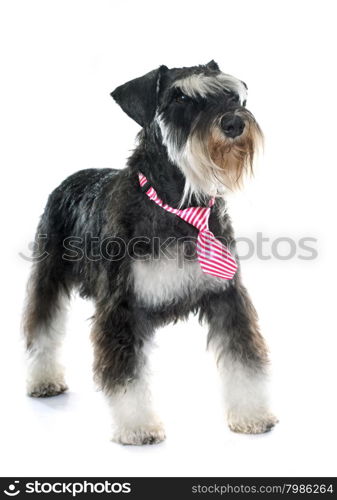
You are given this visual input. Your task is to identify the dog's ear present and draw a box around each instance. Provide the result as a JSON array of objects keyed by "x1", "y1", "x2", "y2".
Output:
[
  {"x1": 111, "y1": 65, "x2": 168, "y2": 127},
  {"x1": 206, "y1": 60, "x2": 220, "y2": 71}
]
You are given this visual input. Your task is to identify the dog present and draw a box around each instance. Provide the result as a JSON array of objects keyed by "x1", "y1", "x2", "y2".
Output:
[{"x1": 23, "y1": 60, "x2": 277, "y2": 445}]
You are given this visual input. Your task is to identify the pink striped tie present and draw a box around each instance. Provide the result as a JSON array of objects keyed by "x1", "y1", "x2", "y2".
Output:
[{"x1": 139, "y1": 173, "x2": 237, "y2": 280}]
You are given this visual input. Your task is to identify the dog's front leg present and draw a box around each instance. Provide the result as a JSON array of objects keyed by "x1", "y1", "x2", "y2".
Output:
[
  {"x1": 201, "y1": 280, "x2": 278, "y2": 434},
  {"x1": 91, "y1": 302, "x2": 165, "y2": 445}
]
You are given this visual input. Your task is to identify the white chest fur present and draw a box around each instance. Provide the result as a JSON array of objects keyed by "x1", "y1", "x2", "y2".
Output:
[{"x1": 132, "y1": 250, "x2": 229, "y2": 308}]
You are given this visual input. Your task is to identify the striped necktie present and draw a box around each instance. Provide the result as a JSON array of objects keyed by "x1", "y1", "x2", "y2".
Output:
[{"x1": 138, "y1": 173, "x2": 237, "y2": 280}]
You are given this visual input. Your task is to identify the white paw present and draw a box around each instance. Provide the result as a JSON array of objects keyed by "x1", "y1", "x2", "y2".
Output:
[
  {"x1": 112, "y1": 423, "x2": 166, "y2": 445},
  {"x1": 27, "y1": 378, "x2": 68, "y2": 398},
  {"x1": 228, "y1": 411, "x2": 278, "y2": 434}
]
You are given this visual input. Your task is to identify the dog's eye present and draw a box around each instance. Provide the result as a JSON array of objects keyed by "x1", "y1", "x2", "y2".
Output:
[
  {"x1": 175, "y1": 93, "x2": 190, "y2": 104},
  {"x1": 242, "y1": 99, "x2": 247, "y2": 107},
  {"x1": 228, "y1": 93, "x2": 240, "y2": 103}
]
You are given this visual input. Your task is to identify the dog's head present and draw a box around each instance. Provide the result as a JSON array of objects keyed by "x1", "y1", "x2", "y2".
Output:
[{"x1": 111, "y1": 61, "x2": 263, "y2": 199}]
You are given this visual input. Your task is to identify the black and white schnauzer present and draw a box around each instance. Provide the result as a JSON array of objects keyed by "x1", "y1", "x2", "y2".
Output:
[{"x1": 23, "y1": 61, "x2": 277, "y2": 445}]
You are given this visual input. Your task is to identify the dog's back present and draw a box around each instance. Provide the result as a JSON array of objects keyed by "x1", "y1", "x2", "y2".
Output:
[{"x1": 40, "y1": 168, "x2": 117, "y2": 242}]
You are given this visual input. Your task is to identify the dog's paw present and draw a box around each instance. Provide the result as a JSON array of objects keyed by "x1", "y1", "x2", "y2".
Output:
[
  {"x1": 227, "y1": 411, "x2": 278, "y2": 434},
  {"x1": 27, "y1": 380, "x2": 68, "y2": 398},
  {"x1": 112, "y1": 423, "x2": 166, "y2": 445}
]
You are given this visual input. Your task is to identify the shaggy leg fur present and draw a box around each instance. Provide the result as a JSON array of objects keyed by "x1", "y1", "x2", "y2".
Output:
[
  {"x1": 108, "y1": 370, "x2": 165, "y2": 446},
  {"x1": 92, "y1": 301, "x2": 165, "y2": 445},
  {"x1": 202, "y1": 281, "x2": 277, "y2": 434},
  {"x1": 23, "y1": 262, "x2": 69, "y2": 397}
]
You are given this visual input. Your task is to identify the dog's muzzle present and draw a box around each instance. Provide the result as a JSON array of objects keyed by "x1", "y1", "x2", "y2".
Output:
[{"x1": 220, "y1": 115, "x2": 245, "y2": 138}]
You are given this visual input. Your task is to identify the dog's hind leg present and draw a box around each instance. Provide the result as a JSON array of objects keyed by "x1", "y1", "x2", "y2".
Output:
[
  {"x1": 23, "y1": 257, "x2": 70, "y2": 398},
  {"x1": 201, "y1": 280, "x2": 278, "y2": 434},
  {"x1": 92, "y1": 300, "x2": 165, "y2": 445}
]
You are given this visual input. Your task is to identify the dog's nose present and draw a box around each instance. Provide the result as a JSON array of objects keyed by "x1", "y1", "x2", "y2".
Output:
[{"x1": 221, "y1": 115, "x2": 245, "y2": 138}]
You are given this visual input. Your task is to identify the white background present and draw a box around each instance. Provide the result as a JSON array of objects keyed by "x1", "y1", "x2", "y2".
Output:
[{"x1": 0, "y1": 0, "x2": 336, "y2": 478}]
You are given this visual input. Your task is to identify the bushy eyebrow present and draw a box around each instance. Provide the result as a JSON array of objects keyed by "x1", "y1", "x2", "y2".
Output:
[{"x1": 172, "y1": 73, "x2": 247, "y2": 104}]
